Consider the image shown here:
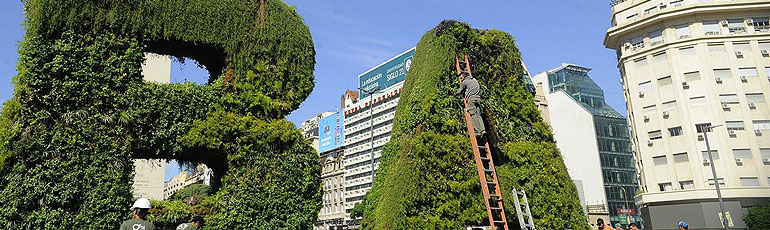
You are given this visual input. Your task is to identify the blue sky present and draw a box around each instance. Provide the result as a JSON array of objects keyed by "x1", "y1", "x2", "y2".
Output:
[{"x1": 0, "y1": 1, "x2": 621, "y2": 180}]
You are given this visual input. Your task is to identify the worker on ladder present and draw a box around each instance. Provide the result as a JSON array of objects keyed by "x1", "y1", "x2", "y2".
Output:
[{"x1": 457, "y1": 70, "x2": 486, "y2": 140}]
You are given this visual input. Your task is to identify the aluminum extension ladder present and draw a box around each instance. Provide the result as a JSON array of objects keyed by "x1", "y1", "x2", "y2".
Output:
[
  {"x1": 455, "y1": 55, "x2": 509, "y2": 230},
  {"x1": 512, "y1": 187, "x2": 536, "y2": 230}
]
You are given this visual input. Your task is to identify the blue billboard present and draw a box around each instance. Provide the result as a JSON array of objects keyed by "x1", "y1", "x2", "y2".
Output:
[
  {"x1": 318, "y1": 111, "x2": 345, "y2": 153},
  {"x1": 358, "y1": 47, "x2": 415, "y2": 98}
]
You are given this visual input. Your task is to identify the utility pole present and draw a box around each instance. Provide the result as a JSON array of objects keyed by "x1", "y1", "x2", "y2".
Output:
[
  {"x1": 358, "y1": 86, "x2": 380, "y2": 186},
  {"x1": 703, "y1": 124, "x2": 728, "y2": 230}
]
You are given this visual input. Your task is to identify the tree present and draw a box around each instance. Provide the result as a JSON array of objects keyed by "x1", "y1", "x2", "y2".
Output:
[{"x1": 170, "y1": 184, "x2": 211, "y2": 205}]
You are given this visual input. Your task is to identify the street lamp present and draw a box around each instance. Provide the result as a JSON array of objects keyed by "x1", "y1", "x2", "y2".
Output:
[
  {"x1": 358, "y1": 86, "x2": 381, "y2": 186},
  {"x1": 701, "y1": 124, "x2": 729, "y2": 230}
]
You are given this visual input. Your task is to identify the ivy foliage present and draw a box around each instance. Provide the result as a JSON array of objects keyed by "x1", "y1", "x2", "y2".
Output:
[
  {"x1": 358, "y1": 21, "x2": 590, "y2": 230},
  {"x1": 744, "y1": 205, "x2": 770, "y2": 229},
  {"x1": 0, "y1": 0, "x2": 320, "y2": 229}
]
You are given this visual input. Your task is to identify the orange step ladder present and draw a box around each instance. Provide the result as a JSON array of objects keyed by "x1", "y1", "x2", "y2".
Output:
[{"x1": 455, "y1": 55, "x2": 509, "y2": 230}]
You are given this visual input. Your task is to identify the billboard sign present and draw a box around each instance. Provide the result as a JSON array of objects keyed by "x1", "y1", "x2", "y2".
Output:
[
  {"x1": 358, "y1": 47, "x2": 415, "y2": 98},
  {"x1": 318, "y1": 111, "x2": 345, "y2": 152}
]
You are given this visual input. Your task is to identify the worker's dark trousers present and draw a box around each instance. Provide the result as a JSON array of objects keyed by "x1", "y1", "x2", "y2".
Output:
[{"x1": 466, "y1": 95, "x2": 486, "y2": 136}]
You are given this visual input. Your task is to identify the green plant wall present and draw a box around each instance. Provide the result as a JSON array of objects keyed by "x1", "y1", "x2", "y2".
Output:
[
  {"x1": 0, "y1": 0, "x2": 320, "y2": 229},
  {"x1": 358, "y1": 20, "x2": 590, "y2": 230}
]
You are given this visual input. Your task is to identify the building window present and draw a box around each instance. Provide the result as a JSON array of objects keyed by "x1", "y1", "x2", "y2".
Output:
[
  {"x1": 644, "y1": 6, "x2": 658, "y2": 16},
  {"x1": 726, "y1": 121, "x2": 745, "y2": 131},
  {"x1": 728, "y1": 19, "x2": 746, "y2": 34},
  {"x1": 734, "y1": 43, "x2": 751, "y2": 57},
  {"x1": 680, "y1": 180, "x2": 695, "y2": 190},
  {"x1": 649, "y1": 29, "x2": 663, "y2": 46},
  {"x1": 747, "y1": 93, "x2": 766, "y2": 104},
  {"x1": 627, "y1": 13, "x2": 639, "y2": 20},
  {"x1": 631, "y1": 36, "x2": 644, "y2": 50},
  {"x1": 680, "y1": 47, "x2": 696, "y2": 60},
  {"x1": 659, "y1": 182, "x2": 674, "y2": 191},
  {"x1": 653, "y1": 155, "x2": 667, "y2": 165},
  {"x1": 643, "y1": 105, "x2": 657, "y2": 116},
  {"x1": 703, "y1": 20, "x2": 721, "y2": 35},
  {"x1": 683, "y1": 71, "x2": 701, "y2": 81},
  {"x1": 753, "y1": 120, "x2": 770, "y2": 131},
  {"x1": 690, "y1": 96, "x2": 707, "y2": 107},
  {"x1": 761, "y1": 148, "x2": 770, "y2": 160},
  {"x1": 658, "y1": 76, "x2": 673, "y2": 87},
  {"x1": 649, "y1": 130, "x2": 663, "y2": 140},
  {"x1": 707, "y1": 178, "x2": 726, "y2": 187},
  {"x1": 673, "y1": 152, "x2": 689, "y2": 163},
  {"x1": 713, "y1": 69, "x2": 731, "y2": 80},
  {"x1": 738, "y1": 67, "x2": 758, "y2": 78},
  {"x1": 708, "y1": 43, "x2": 726, "y2": 54},
  {"x1": 669, "y1": 126, "x2": 683, "y2": 137},
  {"x1": 733, "y1": 149, "x2": 753, "y2": 159},
  {"x1": 675, "y1": 24, "x2": 691, "y2": 39},
  {"x1": 740, "y1": 177, "x2": 760, "y2": 187},
  {"x1": 638, "y1": 81, "x2": 652, "y2": 94},
  {"x1": 662, "y1": 100, "x2": 678, "y2": 112},
  {"x1": 702, "y1": 150, "x2": 719, "y2": 160},
  {"x1": 653, "y1": 52, "x2": 668, "y2": 68},
  {"x1": 696, "y1": 123, "x2": 712, "y2": 133},
  {"x1": 719, "y1": 94, "x2": 739, "y2": 104},
  {"x1": 753, "y1": 17, "x2": 769, "y2": 32}
]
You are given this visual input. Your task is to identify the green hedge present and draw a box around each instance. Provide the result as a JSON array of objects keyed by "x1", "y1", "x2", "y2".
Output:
[
  {"x1": 358, "y1": 20, "x2": 589, "y2": 230},
  {"x1": 744, "y1": 205, "x2": 770, "y2": 229},
  {"x1": 0, "y1": 0, "x2": 320, "y2": 229}
]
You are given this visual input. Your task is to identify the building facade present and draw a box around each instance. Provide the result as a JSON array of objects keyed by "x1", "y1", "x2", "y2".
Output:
[
  {"x1": 314, "y1": 147, "x2": 346, "y2": 230},
  {"x1": 341, "y1": 47, "x2": 414, "y2": 228},
  {"x1": 163, "y1": 164, "x2": 212, "y2": 200},
  {"x1": 131, "y1": 53, "x2": 172, "y2": 201},
  {"x1": 605, "y1": 0, "x2": 770, "y2": 229},
  {"x1": 532, "y1": 64, "x2": 641, "y2": 227},
  {"x1": 301, "y1": 112, "x2": 335, "y2": 153}
]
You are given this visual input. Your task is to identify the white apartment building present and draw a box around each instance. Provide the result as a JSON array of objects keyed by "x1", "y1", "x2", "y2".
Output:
[
  {"x1": 342, "y1": 47, "x2": 414, "y2": 228},
  {"x1": 163, "y1": 164, "x2": 212, "y2": 200},
  {"x1": 131, "y1": 53, "x2": 172, "y2": 201},
  {"x1": 605, "y1": 0, "x2": 770, "y2": 229}
]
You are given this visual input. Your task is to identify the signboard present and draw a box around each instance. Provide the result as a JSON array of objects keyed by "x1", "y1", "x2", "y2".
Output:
[
  {"x1": 318, "y1": 111, "x2": 345, "y2": 152},
  {"x1": 358, "y1": 47, "x2": 415, "y2": 98},
  {"x1": 617, "y1": 208, "x2": 635, "y2": 215}
]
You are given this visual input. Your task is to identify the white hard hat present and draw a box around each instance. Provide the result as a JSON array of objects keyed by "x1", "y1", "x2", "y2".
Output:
[{"x1": 131, "y1": 198, "x2": 152, "y2": 210}]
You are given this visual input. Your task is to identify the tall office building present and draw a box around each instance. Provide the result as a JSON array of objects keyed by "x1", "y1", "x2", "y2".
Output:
[
  {"x1": 605, "y1": 1, "x2": 770, "y2": 229},
  {"x1": 341, "y1": 47, "x2": 414, "y2": 228},
  {"x1": 532, "y1": 64, "x2": 640, "y2": 227},
  {"x1": 132, "y1": 53, "x2": 171, "y2": 201}
]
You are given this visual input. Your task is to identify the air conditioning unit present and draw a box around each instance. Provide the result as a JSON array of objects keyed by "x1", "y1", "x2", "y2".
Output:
[
  {"x1": 762, "y1": 50, "x2": 769, "y2": 56},
  {"x1": 721, "y1": 20, "x2": 729, "y2": 26},
  {"x1": 722, "y1": 103, "x2": 730, "y2": 109},
  {"x1": 703, "y1": 159, "x2": 711, "y2": 165},
  {"x1": 678, "y1": 35, "x2": 690, "y2": 39},
  {"x1": 746, "y1": 18, "x2": 754, "y2": 24},
  {"x1": 698, "y1": 134, "x2": 705, "y2": 141},
  {"x1": 639, "y1": 91, "x2": 645, "y2": 97},
  {"x1": 663, "y1": 111, "x2": 669, "y2": 118},
  {"x1": 659, "y1": 2, "x2": 665, "y2": 7},
  {"x1": 644, "y1": 115, "x2": 650, "y2": 122},
  {"x1": 735, "y1": 158, "x2": 743, "y2": 165},
  {"x1": 763, "y1": 158, "x2": 770, "y2": 164},
  {"x1": 728, "y1": 129, "x2": 737, "y2": 136},
  {"x1": 624, "y1": 43, "x2": 632, "y2": 49},
  {"x1": 749, "y1": 103, "x2": 756, "y2": 109},
  {"x1": 740, "y1": 75, "x2": 748, "y2": 82},
  {"x1": 735, "y1": 50, "x2": 744, "y2": 57},
  {"x1": 715, "y1": 77, "x2": 722, "y2": 83},
  {"x1": 682, "y1": 81, "x2": 689, "y2": 89},
  {"x1": 756, "y1": 129, "x2": 763, "y2": 135},
  {"x1": 647, "y1": 140, "x2": 653, "y2": 146}
]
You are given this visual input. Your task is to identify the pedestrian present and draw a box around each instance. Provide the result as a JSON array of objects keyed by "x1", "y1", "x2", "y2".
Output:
[
  {"x1": 678, "y1": 221, "x2": 689, "y2": 230},
  {"x1": 629, "y1": 223, "x2": 639, "y2": 230},
  {"x1": 120, "y1": 198, "x2": 155, "y2": 230},
  {"x1": 176, "y1": 216, "x2": 205, "y2": 230},
  {"x1": 456, "y1": 70, "x2": 486, "y2": 139},
  {"x1": 596, "y1": 218, "x2": 613, "y2": 230},
  {"x1": 615, "y1": 223, "x2": 623, "y2": 230}
]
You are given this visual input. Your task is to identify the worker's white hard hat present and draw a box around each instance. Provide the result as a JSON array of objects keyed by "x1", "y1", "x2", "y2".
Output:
[{"x1": 131, "y1": 198, "x2": 152, "y2": 210}]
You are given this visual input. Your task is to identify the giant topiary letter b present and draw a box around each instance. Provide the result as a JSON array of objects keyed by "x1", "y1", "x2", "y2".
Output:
[{"x1": 0, "y1": 0, "x2": 321, "y2": 229}]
